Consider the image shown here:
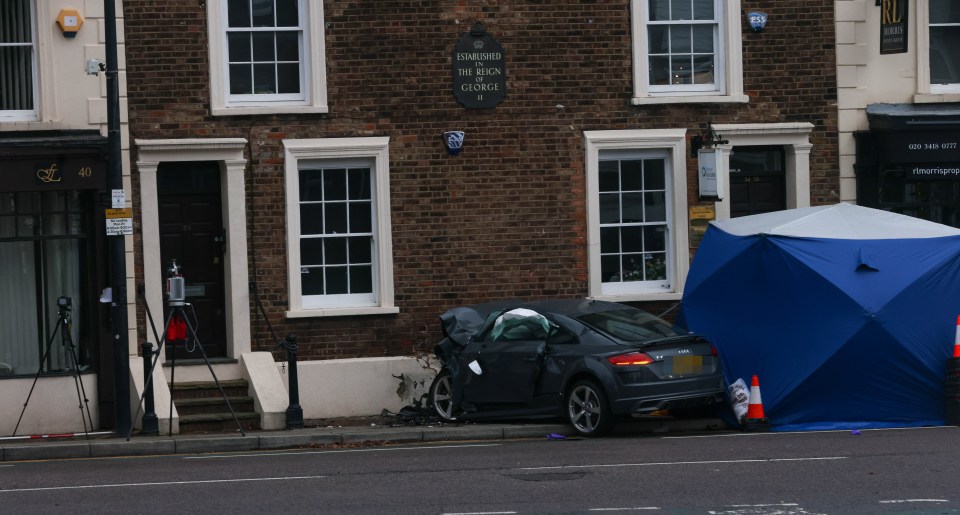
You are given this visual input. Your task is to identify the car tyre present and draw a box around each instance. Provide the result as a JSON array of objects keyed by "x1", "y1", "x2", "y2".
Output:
[
  {"x1": 566, "y1": 379, "x2": 615, "y2": 437},
  {"x1": 429, "y1": 369, "x2": 457, "y2": 422}
]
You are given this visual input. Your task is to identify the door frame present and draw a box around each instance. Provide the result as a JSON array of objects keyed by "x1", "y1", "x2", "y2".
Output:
[
  {"x1": 136, "y1": 139, "x2": 251, "y2": 365},
  {"x1": 709, "y1": 123, "x2": 815, "y2": 221}
]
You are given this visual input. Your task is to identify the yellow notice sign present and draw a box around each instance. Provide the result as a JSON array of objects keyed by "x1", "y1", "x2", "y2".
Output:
[{"x1": 105, "y1": 208, "x2": 133, "y2": 219}]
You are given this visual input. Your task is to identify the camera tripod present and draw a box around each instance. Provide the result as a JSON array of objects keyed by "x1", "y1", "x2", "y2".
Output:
[
  {"x1": 128, "y1": 267, "x2": 245, "y2": 439},
  {"x1": 13, "y1": 298, "x2": 95, "y2": 438}
]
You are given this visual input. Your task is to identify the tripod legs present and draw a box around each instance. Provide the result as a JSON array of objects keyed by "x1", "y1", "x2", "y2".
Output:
[
  {"x1": 12, "y1": 311, "x2": 94, "y2": 438},
  {"x1": 127, "y1": 304, "x2": 247, "y2": 440}
]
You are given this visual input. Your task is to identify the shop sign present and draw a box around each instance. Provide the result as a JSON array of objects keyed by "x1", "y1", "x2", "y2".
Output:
[
  {"x1": 884, "y1": 131, "x2": 960, "y2": 163},
  {"x1": 452, "y1": 24, "x2": 507, "y2": 109},
  {"x1": 0, "y1": 156, "x2": 107, "y2": 192},
  {"x1": 879, "y1": 0, "x2": 908, "y2": 55},
  {"x1": 697, "y1": 148, "x2": 724, "y2": 200},
  {"x1": 907, "y1": 163, "x2": 960, "y2": 180}
]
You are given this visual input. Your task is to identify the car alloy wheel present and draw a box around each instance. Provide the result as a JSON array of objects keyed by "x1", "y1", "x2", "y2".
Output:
[
  {"x1": 429, "y1": 370, "x2": 457, "y2": 421},
  {"x1": 566, "y1": 379, "x2": 614, "y2": 437}
]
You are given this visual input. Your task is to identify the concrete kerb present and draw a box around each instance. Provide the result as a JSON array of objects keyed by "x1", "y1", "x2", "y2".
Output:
[{"x1": 0, "y1": 418, "x2": 730, "y2": 462}]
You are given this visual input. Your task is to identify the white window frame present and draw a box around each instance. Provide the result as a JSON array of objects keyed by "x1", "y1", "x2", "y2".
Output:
[
  {"x1": 585, "y1": 129, "x2": 689, "y2": 301},
  {"x1": 283, "y1": 137, "x2": 397, "y2": 318},
  {"x1": 207, "y1": 0, "x2": 328, "y2": 116},
  {"x1": 0, "y1": 0, "x2": 38, "y2": 122},
  {"x1": 917, "y1": 0, "x2": 960, "y2": 99},
  {"x1": 630, "y1": 0, "x2": 747, "y2": 105}
]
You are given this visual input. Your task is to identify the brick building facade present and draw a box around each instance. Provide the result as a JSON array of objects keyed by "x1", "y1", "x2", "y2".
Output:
[{"x1": 119, "y1": 1, "x2": 839, "y2": 422}]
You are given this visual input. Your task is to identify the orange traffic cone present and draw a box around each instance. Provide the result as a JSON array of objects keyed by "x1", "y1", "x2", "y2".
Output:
[
  {"x1": 953, "y1": 315, "x2": 960, "y2": 358},
  {"x1": 743, "y1": 374, "x2": 770, "y2": 431}
]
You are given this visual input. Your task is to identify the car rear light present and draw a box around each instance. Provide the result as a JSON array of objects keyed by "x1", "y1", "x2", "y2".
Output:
[
  {"x1": 711, "y1": 344, "x2": 718, "y2": 357},
  {"x1": 608, "y1": 352, "x2": 654, "y2": 366}
]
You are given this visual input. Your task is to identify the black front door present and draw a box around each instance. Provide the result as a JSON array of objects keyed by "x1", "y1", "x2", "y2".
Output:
[
  {"x1": 157, "y1": 162, "x2": 227, "y2": 359},
  {"x1": 729, "y1": 146, "x2": 787, "y2": 218}
]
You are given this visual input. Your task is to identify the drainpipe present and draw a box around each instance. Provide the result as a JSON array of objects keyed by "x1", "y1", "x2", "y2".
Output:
[{"x1": 104, "y1": 0, "x2": 131, "y2": 437}]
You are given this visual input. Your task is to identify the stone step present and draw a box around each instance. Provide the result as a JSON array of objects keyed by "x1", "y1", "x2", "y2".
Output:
[
  {"x1": 174, "y1": 396, "x2": 255, "y2": 416},
  {"x1": 170, "y1": 379, "x2": 249, "y2": 400},
  {"x1": 178, "y1": 412, "x2": 261, "y2": 434}
]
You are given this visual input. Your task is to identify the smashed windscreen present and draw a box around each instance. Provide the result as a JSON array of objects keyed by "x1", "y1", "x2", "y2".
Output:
[{"x1": 576, "y1": 308, "x2": 683, "y2": 342}]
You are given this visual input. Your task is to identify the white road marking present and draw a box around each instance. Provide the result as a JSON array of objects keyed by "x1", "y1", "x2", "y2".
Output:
[
  {"x1": 588, "y1": 507, "x2": 660, "y2": 511},
  {"x1": 878, "y1": 499, "x2": 948, "y2": 504},
  {"x1": 0, "y1": 475, "x2": 325, "y2": 493},
  {"x1": 441, "y1": 512, "x2": 517, "y2": 515},
  {"x1": 520, "y1": 456, "x2": 845, "y2": 471},
  {"x1": 665, "y1": 425, "x2": 954, "y2": 439},
  {"x1": 183, "y1": 442, "x2": 501, "y2": 459}
]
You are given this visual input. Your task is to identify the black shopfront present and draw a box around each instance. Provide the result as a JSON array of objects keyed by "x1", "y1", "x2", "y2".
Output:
[
  {"x1": 0, "y1": 130, "x2": 118, "y2": 428},
  {"x1": 855, "y1": 104, "x2": 960, "y2": 228}
]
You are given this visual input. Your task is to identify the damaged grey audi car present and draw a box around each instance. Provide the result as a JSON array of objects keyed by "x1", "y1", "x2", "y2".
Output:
[{"x1": 429, "y1": 298, "x2": 726, "y2": 437}]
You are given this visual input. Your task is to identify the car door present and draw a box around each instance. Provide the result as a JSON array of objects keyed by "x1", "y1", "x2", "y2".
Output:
[{"x1": 461, "y1": 320, "x2": 547, "y2": 405}]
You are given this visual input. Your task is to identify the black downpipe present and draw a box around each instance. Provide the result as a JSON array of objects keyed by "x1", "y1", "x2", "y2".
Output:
[{"x1": 105, "y1": 0, "x2": 130, "y2": 436}]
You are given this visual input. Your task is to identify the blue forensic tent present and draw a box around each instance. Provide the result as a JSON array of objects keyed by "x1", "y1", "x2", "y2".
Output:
[{"x1": 679, "y1": 203, "x2": 960, "y2": 431}]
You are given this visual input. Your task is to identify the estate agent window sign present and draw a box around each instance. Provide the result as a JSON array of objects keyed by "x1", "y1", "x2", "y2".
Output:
[
  {"x1": 879, "y1": 0, "x2": 908, "y2": 55},
  {"x1": 453, "y1": 23, "x2": 506, "y2": 108}
]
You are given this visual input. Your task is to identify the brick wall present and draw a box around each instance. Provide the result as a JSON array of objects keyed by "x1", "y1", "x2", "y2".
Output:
[{"x1": 123, "y1": 1, "x2": 839, "y2": 360}]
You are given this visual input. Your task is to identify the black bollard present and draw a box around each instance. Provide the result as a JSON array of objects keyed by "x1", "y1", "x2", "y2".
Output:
[
  {"x1": 140, "y1": 342, "x2": 159, "y2": 435},
  {"x1": 281, "y1": 335, "x2": 304, "y2": 429}
]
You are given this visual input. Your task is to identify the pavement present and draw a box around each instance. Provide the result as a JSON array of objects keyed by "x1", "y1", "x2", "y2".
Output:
[{"x1": 0, "y1": 416, "x2": 731, "y2": 462}]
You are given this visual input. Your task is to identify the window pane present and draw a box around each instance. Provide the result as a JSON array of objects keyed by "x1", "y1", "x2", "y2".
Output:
[
  {"x1": 229, "y1": 64, "x2": 252, "y2": 94},
  {"x1": 622, "y1": 226, "x2": 644, "y2": 253},
  {"x1": 348, "y1": 202, "x2": 371, "y2": 233},
  {"x1": 671, "y1": 26, "x2": 691, "y2": 53},
  {"x1": 621, "y1": 160, "x2": 644, "y2": 190},
  {"x1": 0, "y1": 47, "x2": 34, "y2": 111},
  {"x1": 324, "y1": 203, "x2": 347, "y2": 234},
  {"x1": 693, "y1": 55, "x2": 715, "y2": 84},
  {"x1": 301, "y1": 267, "x2": 323, "y2": 295},
  {"x1": 693, "y1": 0, "x2": 714, "y2": 20},
  {"x1": 348, "y1": 236, "x2": 372, "y2": 263},
  {"x1": 349, "y1": 168, "x2": 372, "y2": 200},
  {"x1": 277, "y1": 63, "x2": 300, "y2": 93},
  {"x1": 599, "y1": 161, "x2": 619, "y2": 192},
  {"x1": 644, "y1": 160, "x2": 665, "y2": 189},
  {"x1": 645, "y1": 253, "x2": 667, "y2": 280},
  {"x1": 644, "y1": 192, "x2": 667, "y2": 222},
  {"x1": 252, "y1": 63, "x2": 276, "y2": 93},
  {"x1": 622, "y1": 192, "x2": 644, "y2": 222},
  {"x1": 649, "y1": 56, "x2": 670, "y2": 85},
  {"x1": 671, "y1": 0, "x2": 692, "y2": 20},
  {"x1": 644, "y1": 226, "x2": 667, "y2": 251},
  {"x1": 671, "y1": 55, "x2": 693, "y2": 84},
  {"x1": 252, "y1": 33, "x2": 275, "y2": 61},
  {"x1": 276, "y1": 0, "x2": 299, "y2": 26},
  {"x1": 931, "y1": 0, "x2": 960, "y2": 23},
  {"x1": 251, "y1": 0, "x2": 275, "y2": 27},
  {"x1": 599, "y1": 193, "x2": 620, "y2": 224},
  {"x1": 227, "y1": 0, "x2": 251, "y2": 27},
  {"x1": 350, "y1": 266, "x2": 373, "y2": 294},
  {"x1": 227, "y1": 33, "x2": 251, "y2": 62},
  {"x1": 299, "y1": 170, "x2": 323, "y2": 201},
  {"x1": 325, "y1": 238, "x2": 346, "y2": 265},
  {"x1": 324, "y1": 169, "x2": 347, "y2": 201},
  {"x1": 299, "y1": 204, "x2": 323, "y2": 234},
  {"x1": 692, "y1": 25, "x2": 713, "y2": 53},
  {"x1": 930, "y1": 27, "x2": 960, "y2": 84},
  {"x1": 601, "y1": 254, "x2": 620, "y2": 282},
  {"x1": 276, "y1": 31, "x2": 299, "y2": 61},
  {"x1": 600, "y1": 227, "x2": 619, "y2": 253},
  {"x1": 649, "y1": 0, "x2": 670, "y2": 21},
  {"x1": 649, "y1": 26, "x2": 669, "y2": 54},
  {"x1": 326, "y1": 267, "x2": 348, "y2": 294},
  {"x1": 300, "y1": 238, "x2": 323, "y2": 265}
]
